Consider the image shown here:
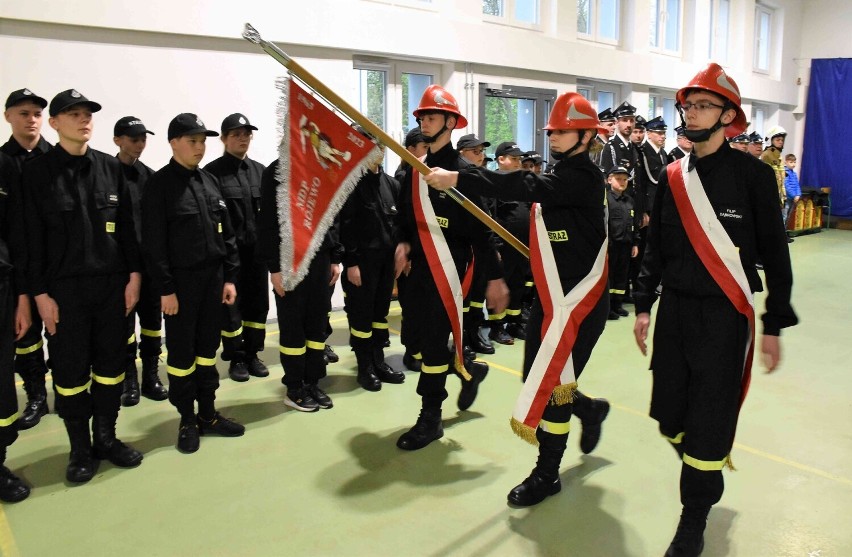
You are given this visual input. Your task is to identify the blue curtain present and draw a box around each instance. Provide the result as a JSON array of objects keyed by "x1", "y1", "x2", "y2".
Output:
[{"x1": 801, "y1": 58, "x2": 852, "y2": 218}]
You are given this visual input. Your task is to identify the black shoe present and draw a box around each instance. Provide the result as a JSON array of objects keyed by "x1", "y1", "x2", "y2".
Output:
[
  {"x1": 228, "y1": 360, "x2": 250, "y2": 382},
  {"x1": 505, "y1": 322, "x2": 527, "y2": 340},
  {"x1": 246, "y1": 356, "x2": 270, "y2": 378},
  {"x1": 120, "y1": 368, "x2": 140, "y2": 407},
  {"x1": 469, "y1": 331, "x2": 495, "y2": 355},
  {"x1": 463, "y1": 345, "x2": 476, "y2": 361},
  {"x1": 402, "y1": 352, "x2": 421, "y2": 372},
  {"x1": 92, "y1": 416, "x2": 143, "y2": 468},
  {"x1": 614, "y1": 306, "x2": 629, "y2": 317},
  {"x1": 397, "y1": 409, "x2": 443, "y2": 451},
  {"x1": 374, "y1": 361, "x2": 405, "y2": 384},
  {"x1": 665, "y1": 507, "x2": 709, "y2": 557},
  {"x1": 140, "y1": 357, "x2": 169, "y2": 401},
  {"x1": 579, "y1": 398, "x2": 610, "y2": 454},
  {"x1": 17, "y1": 396, "x2": 48, "y2": 430},
  {"x1": 520, "y1": 305, "x2": 531, "y2": 324},
  {"x1": 197, "y1": 412, "x2": 245, "y2": 437},
  {"x1": 507, "y1": 471, "x2": 561, "y2": 507},
  {"x1": 0, "y1": 460, "x2": 30, "y2": 503},
  {"x1": 323, "y1": 345, "x2": 339, "y2": 364},
  {"x1": 307, "y1": 384, "x2": 333, "y2": 409},
  {"x1": 383, "y1": 338, "x2": 391, "y2": 348},
  {"x1": 284, "y1": 387, "x2": 320, "y2": 412},
  {"x1": 458, "y1": 360, "x2": 489, "y2": 411},
  {"x1": 489, "y1": 327, "x2": 515, "y2": 345},
  {"x1": 608, "y1": 311, "x2": 621, "y2": 321},
  {"x1": 177, "y1": 419, "x2": 200, "y2": 454},
  {"x1": 64, "y1": 418, "x2": 97, "y2": 483}
]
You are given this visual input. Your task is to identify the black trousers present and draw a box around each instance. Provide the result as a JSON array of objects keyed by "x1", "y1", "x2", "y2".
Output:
[
  {"x1": 221, "y1": 246, "x2": 269, "y2": 361},
  {"x1": 164, "y1": 264, "x2": 223, "y2": 419},
  {"x1": 650, "y1": 289, "x2": 748, "y2": 508},
  {"x1": 463, "y1": 261, "x2": 488, "y2": 335},
  {"x1": 627, "y1": 227, "x2": 647, "y2": 295},
  {"x1": 608, "y1": 241, "x2": 632, "y2": 308},
  {"x1": 126, "y1": 272, "x2": 162, "y2": 364},
  {"x1": 501, "y1": 243, "x2": 531, "y2": 325},
  {"x1": 0, "y1": 277, "x2": 18, "y2": 448},
  {"x1": 14, "y1": 295, "x2": 47, "y2": 378},
  {"x1": 47, "y1": 274, "x2": 127, "y2": 420},
  {"x1": 342, "y1": 248, "x2": 395, "y2": 351},
  {"x1": 276, "y1": 251, "x2": 330, "y2": 389}
]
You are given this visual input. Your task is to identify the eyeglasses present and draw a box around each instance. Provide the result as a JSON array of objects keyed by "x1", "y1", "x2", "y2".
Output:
[
  {"x1": 678, "y1": 101, "x2": 726, "y2": 113},
  {"x1": 463, "y1": 148, "x2": 486, "y2": 155}
]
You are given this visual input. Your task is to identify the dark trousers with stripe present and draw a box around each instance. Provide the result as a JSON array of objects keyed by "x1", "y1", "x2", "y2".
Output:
[
  {"x1": 47, "y1": 275, "x2": 127, "y2": 420},
  {"x1": 342, "y1": 248, "x2": 395, "y2": 351},
  {"x1": 164, "y1": 264, "x2": 223, "y2": 420},
  {"x1": 0, "y1": 277, "x2": 18, "y2": 449},
  {"x1": 608, "y1": 241, "x2": 631, "y2": 309},
  {"x1": 126, "y1": 272, "x2": 162, "y2": 364},
  {"x1": 276, "y1": 251, "x2": 330, "y2": 390},
  {"x1": 502, "y1": 244, "x2": 531, "y2": 325},
  {"x1": 14, "y1": 296, "x2": 47, "y2": 381},
  {"x1": 463, "y1": 263, "x2": 488, "y2": 337},
  {"x1": 650, "y1": 289, "x2": 748, "y2": 509},
  {"x1": 220, "y1": 246, "x2": 269, "y2": 362}
]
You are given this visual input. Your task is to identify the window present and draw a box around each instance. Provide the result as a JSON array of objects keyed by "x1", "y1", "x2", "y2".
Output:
[
  {"x1": 650, "y1": 0, "x2": 682, "y2": 53},
  {"x1": 484, "y1": 0, "x2": 539, "y2": 24},
  {"x1": 401, "y1": 73, "x2": 432, "y2": 135},
  {"x1": 479, "y1": 84, "x2": 555, "y2": 170},
  {"x1": 357, "y1": 68, "x2": 387, "y2": 132},
  {"x1": 577, "y1": 0, "x2": 620, "y2": 43},
  {"x1": 754, "y1": 4, "x2": 772, "y2": 72},
  {"x1": 577, "y1": 81, "x2": 619, "y2": 116},
  {"x1": 709, "y1": 0, "x2": 730, "y2": 63},
  {"x1": 649, "y1": 91, "x2": 678, "y2": 143},
  {"x1": 752, "y1": 105, "x2": 767, "y2": 136}
]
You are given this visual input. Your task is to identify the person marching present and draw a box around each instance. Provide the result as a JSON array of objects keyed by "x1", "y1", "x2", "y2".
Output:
[
  {"x1": 142, "y1": 113, "x2": 244, "y2": 453},
  {"x1": 633, "y1": 64, "x2": 797, "y2": 556},
  {"x1": 394, "y1": 85, "x2": 507, "y2": 451},
  {"x1": 113, "y1": 116, "x2": 169, "y2": 407},
  {"x1": 2, "y1": 88, "x2": 52, "y2": 430},
  {"x1": 340, "y1": 126, "x2": 406, "y2": 392},
  {"x1": 606, "y1": 166, "x2": 638, "y2": 320},
  {"x1": 0, "y1": 151, "x2": 32, "y2": 502},
  {"x1": 24, "y1": 89, "x2": 144, "y2": 482},
  {"x1": 425, "y1": 91, "x2": 611, "y2": 505},
  {"x1": 204, "y1": 113, "x2": 269, "y2": 382}
]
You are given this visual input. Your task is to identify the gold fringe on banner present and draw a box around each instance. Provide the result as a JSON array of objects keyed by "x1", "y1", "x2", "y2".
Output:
[
  {"x1": 550, "y1": 381, "x2": 578, "y2": 405},
  {"x1": 454, "y1": 353, "x2": 471, "y2": 381},
  {"x1": 510, "y1": 417, "x2": 538, "y2": 446}
]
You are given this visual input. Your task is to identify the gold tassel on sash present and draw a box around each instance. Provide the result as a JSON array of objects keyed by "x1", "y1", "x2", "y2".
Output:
[
  {"x1": 550, "y1": 382, "x2": 578, "y2": 405},
  {"x1": 510, "y1": 417, "x2": 539, "y2": 446}
]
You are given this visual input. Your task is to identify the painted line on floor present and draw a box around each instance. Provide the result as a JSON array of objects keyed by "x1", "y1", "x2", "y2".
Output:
[{"x1": 0, "y1": 504, "x2": 21, "y2": 557}]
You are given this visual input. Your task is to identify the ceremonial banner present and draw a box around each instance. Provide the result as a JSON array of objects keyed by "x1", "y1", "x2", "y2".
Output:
[{"x1": 275, "y1": 75, "x2": 382, "y2": 290}]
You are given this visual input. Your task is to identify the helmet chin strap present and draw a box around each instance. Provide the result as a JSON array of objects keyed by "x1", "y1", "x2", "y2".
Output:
[
  {"x1": 550, "y1": 131, "x2": 588, "y2": 161},
  {"x1": 678, "y1": 112, "x2": 726, "y2": 143},
  {"x1": 422, "y1": 125, "x2": 448, "y2": 144}
]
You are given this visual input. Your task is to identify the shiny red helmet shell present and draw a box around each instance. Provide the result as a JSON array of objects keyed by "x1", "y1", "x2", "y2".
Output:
[
  {"x1": 676, "y1": 63, "x2": 748, "y2": 138},
  {"x1": 544, "y1": 92, "x2": 607, "y2": 134},
  {"x1": 412, "y1": 85, "x2": 468, "y2": 129}
]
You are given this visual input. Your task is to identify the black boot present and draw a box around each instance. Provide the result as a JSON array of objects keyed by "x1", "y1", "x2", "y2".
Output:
[
  {"x1": 120, "y1": 361, "x2": 140, "y2": 407},
  {"x1": 355, "y1": 348, "x2": 381, "y2": 392},
  {"x1": 507, "y1": 428, "x2": 566, "y2": 506},
  {"x1": 573, "y1": 391, "x2": 610, "y2": 454},
  {"x1": 63, "y1": 418, "x2": 97, "y2": 483},
  {"x1": 323, "y1": 344, "x2": 339, "y2": 364},
  {"x1": 140, "y1": 356, "x2": 168, "y2": 401},
  {"x1": 246, "y1": 353, "x2": 269, "y2": 378},
  {"x1": 467, "y1": 328, "x2": 495, "y2": 355},
  {"x1": 373, "y1": 346, "x2": 404, "y2": 384},
  {"x1": 457, "y1": 359, "x2": 489, "y2": 411},
  {"x1": 228, "y1": 358, "x2": 250, "y2": 382},
  {"x1": 0, "y1": 447, "x2": 30, "y2": 503},
  {"x1": 397, "y1": 408, "x2": 443, "y2": 451},
  {"x1": 17, "y1": 364, "x2": 49, "y2": 430},
  {"x1": 402, "y1": 351, "x2": 421, "y2": 372},
  {"x1": 92, "y1": 415, "x2": 143, "y2": 468},
  {"x1": 665, "y1": 506, "x2": 709, "y2": 557}
]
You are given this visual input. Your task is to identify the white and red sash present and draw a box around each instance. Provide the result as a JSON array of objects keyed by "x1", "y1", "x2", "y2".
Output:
[
  {"x1": 412, "y1": 169, "x2": 474, "y2": 378},
  {"x1": 666, "y1": 157, "x2": 756, "y2": 408},
  {"x1": 510, "y1": 203, "x2": 608, "y2": 444}
]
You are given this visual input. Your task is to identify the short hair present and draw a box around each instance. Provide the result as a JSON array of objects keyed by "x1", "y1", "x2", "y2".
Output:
[{"x1": 785, "y1": 153, "x2": 796, "y2": 161}]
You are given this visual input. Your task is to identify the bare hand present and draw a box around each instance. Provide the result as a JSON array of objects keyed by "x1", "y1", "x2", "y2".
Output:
[
  {"x1": 642, "y1": 213, "x2": 650, "y2": 228},
  {"x1": 485, "y1": 278, "x2": 510, "y2": 315},
  {"x1": 15, "y1": 294, "x2": 31, "y2": 341},
  {"x1": 35, "y1": 294, "x2": 59, "y2": 335},
  {"x1": 347, "y1": 265, "x2": 362, "y2": 287},
  {"x1": 423, "y1": 168, "x2": 458, "y2": 191},
  {"x1": 222, "y1": 282, "x2": 237, "y2": 305},
  {"x1": 634, "y1": 312, "x2": 651, "y2": 356},
  {"x1": 760, "y1": 334, "x2": 781, "y2": 373},
  {"x1": 394, "y1": 242, "x2": 411, "y2": 279},
  {"x1": 631, "y1": 246, "x2": 639, "y2": 258},
  {"x1": 125, "y1": 272, "x2": 141, "y2": 316},
  {"x1": 329, "y1": 264, "x2": 341, "y2": 286},
  {"x1": 161, "y1": 294, "x2": 179, "y2": 316},
  {"x1": 270, "y1": 272, "x2": 285, "y2": 297}
]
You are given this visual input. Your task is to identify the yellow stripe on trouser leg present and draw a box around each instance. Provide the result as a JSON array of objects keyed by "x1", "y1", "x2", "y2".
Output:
[
  {"x1": 609, "y1": 289, "x2": 626, "y2": 295},
  {"x1": 663, "y1": 431, "x2": 685, "y2": 445},
  {"x1": 168, "y1": 363, "x2": 196, "y2": 377},
  {"x1": 539, "y1": 419, "x2": 571, "y2": 435},
  {"x1": 15, "y1": 338, "x2": 44, "y2": 355},
  {"x1": 280, "y1": 345, "x2": 306, "y2": 356},
  {"x1": 195, "y1": 356, "x2": 216, "y2": 366},
  {"x1": 140, "y1": 328, "x2": 162, "y2": 338},
  {"x1": 221, "y1": 326, "x2": 244, "y2": 338},
  {"x1": 371, "y1": 322, "x2": 388, "y2": 330},
  {"x1": 470, "y1": 301, "x2": 484, "y2": 309},
  {"x1": 0, "y1": 412, "x2": 20, "y2": 427},
  {"x1": 350, "y1": 327, "x2": 371, "y2": 339},
  {"x1": 55, "y1": 380, "x2": 93, "y2": 397},
  {"x1": 92, "y1": 373, "x2": 126, "y2": 385},
  {"x1": 683, "y1": 452, "x2": 729, "y2": 471},
  {"x1": 242, "y1": 321, "x2": 266, "y2": 330},
  {"x1": 506, "y1": 308, "x2": 521, "y2": 317},
  {"x1": 421, "y1": 363, "x2": 449, "y2": 374},
  {"x1": 488, "y1": 311, "x2": 506, "y2": 320},
  {"x1": 306, "y1": 340, "x2": 325, "y2": 350}
]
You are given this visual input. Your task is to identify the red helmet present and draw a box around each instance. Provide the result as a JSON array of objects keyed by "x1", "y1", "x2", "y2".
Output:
[
  {"x1": 676, "y1": 63, "x2": 747, "y2": 137},
  {"x1": 544, "y1": 92, "x2": 607, "y2": 133},
  {"x1": 413, "y1": 85, "x2": 468, "y2": 129}
]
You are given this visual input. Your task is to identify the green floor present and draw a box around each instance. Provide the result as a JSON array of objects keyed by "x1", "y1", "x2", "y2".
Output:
[{"x1": 2, "y1": 230, "x2": 851, "y2": 557}]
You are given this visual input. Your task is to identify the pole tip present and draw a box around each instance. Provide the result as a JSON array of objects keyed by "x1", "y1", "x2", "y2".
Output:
[{"x1": 242, "y1": 23, "x2": 261, "y2": 44}]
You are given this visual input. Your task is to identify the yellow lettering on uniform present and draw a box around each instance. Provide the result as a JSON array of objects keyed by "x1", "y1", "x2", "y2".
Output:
[
  {"x1": 436, "y1": 217, "x2": 449, "y2": 228},
  {"x1": 106, "y1": 222, "x2": 115, "y2": 233},
  {"x1": 630, "y1": 209, "x2": 634, "y2": 217},
  {"x1": 218, "y1": 222, "x2": 223, "y2": 233},
  {"x1": 548, "y1": 230, "x2": 569, "y2": 242}
]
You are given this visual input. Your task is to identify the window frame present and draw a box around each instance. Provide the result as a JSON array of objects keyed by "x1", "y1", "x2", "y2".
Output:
[
  {"x1": 709, "y1": 0, "x2": 730, "y2": 64},
  {"x1": 649, "y1": 0, "x2": 683, "y2": 56},
  {"x1": 483, "y1": 0, "x2": 542, "y2": 30},
  {"x1": 753, "y1": 3, "x2": 773, "y2": 74},
  {"x1": 577, "y1": 0, "x2": 621, "y2": 46}
]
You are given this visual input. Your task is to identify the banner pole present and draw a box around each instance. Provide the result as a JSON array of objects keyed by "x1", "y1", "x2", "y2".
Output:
[{"x1": 243, "y1": 23, "x2": 529, "y2": 259}]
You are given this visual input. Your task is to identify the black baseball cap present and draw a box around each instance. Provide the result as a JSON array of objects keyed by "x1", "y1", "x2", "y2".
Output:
[
  {"x1": 221, "y1": 113, "x2": 258, "y2": 134},
  {"x1": 114, "y1": 116, "x2": 155, "y2": 137},
  {"x1": 608, "y1": 165, "x2": 630, "y2": 176},
  {"x1": 494, "y1": 141, "x2": 524, "y2": 158},
  {"x1": 5, "y1": 88, "x2": 48, "y2": 110},
  {"x1": 167, "y1": 113, "x2": 219, "y2": 140},
  {"x1": 456, "y1": 134, "x2": 490, "y2": 150},
  {"x1": 522, "y1": 151, "x2": 543, "y2": 164},
  {"x1": 49, "y1": 89, "x2": 102, "y2": 117},
  {"x1": 404, "y1": 127, "x2": 426, "y2": 147}
]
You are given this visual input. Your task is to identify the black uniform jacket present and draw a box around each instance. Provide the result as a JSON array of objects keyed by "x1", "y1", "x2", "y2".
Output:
[
  {"x1": 0, "y1": 152, "x2": 27, "y2": 295},
  {"x1": 602, "y1": 134, "x2": 645, "y2": 216},
  {"x1": 118, "y1": 157, "x2": 154, "y2": 245},
  {"x1": 0, "y1": 135, "x2": 52, "y2": 173},
  {"x1": 607, "y1": 189, "x2": 636, "y2": 245},
  {"x1": 398, "y1": 142, "x2": 501, "y2": 281},
  {"x1": 635, "y1": 141, "x2": 798, "y2": 335},
  {"x1": 204, "y1": 153, "x2": 265, "y2": 248},
  {"x1": 458, "y1": 152, "x2": 606, "y2": 296},
  {"x1": 142, "y1": 158, "x2": 239, "y2": 297},
  {"x1": 256, "y1": 159, "x2": 342, "y2": 276},
  {"x1": 339, "y1": 169, "x2": 400, "y2": 267},
  {"x1": 23, "y1": 146, "x2": 141, "y2": 297},
  {"x1": 641, "y1": 141, "x2": 669, "y2": 214}
]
